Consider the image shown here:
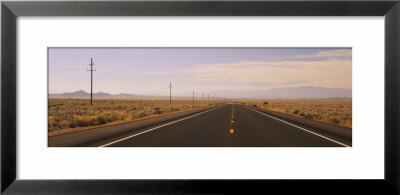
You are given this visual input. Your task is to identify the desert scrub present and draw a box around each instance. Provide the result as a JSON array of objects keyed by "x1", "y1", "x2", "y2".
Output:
[
  {"x1": 48, "y1": 98, "x2": 225, "y2": 131},
  {"x1": 239, "y1": 99, "x2": 352, "y2": 127}
]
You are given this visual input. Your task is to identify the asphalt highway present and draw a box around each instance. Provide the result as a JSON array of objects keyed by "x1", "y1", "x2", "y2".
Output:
[{"x1": 49, "y1": 103, "x2": 352, "y2": 147}]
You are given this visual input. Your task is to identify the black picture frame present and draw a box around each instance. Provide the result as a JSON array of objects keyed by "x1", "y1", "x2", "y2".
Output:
[{"x1": 1, "y1": 1, "x2": 399, "y2": 194}]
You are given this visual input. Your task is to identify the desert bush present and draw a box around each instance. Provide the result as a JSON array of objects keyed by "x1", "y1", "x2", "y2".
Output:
[
  {"x1": 238, "y1": 99, "x2": 351, "y2": 127},
  {"x1": 48, "y1": 98, "x2": 225, "y2": 131},
  {"x1": 58, "y1": 120, "x2": 69, "y2": 129},
  {"x1": 153, "y1": 106, "x2": 163, "y2": 114},
  {"x1": 89, "y1": 118, "x2": 98, "y2": 126},
  {"x1": 105, "y1": 113, "x2": 118, "y2": 122},
  {"x1": 305, "y1": 113, "x2": 313, "y2": 119},
  {"x1": 139, "y1": 111, "x2": 147, "y2": 117},
  {"x1": 131, "y1": 111, "x2": 147, "y2": 119},
  {"x1": 154, "y1": 110, "x2": 162, "y2": 114},
  {"x1": 330, "y1": 118, "x2": 340, "y2": 124},
  {"x1": 75, "y1": 119, "x2": 89, "y2": 127},
  {"x1": 69, "y1": 122, "x2": 77, "y2": 128},
  {"x1": 170, "y1": 107, "x2": 180, "y2": 112},
  {"x1": 97, "y1": 116, "x2": 106, "y2": 125}
]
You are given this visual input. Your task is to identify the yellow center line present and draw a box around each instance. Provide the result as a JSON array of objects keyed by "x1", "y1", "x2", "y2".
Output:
[{"x1": 230, "y1": 104, "x2": 235, "y2": 134}]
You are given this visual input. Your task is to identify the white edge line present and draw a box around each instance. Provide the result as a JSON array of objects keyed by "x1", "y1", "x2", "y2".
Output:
[
  {"x1": 241, "y1": 104, "x2": 350, "y2": 147},
  {"x1": 99, "y1": 105, "x2": 222, "y2": 147}
]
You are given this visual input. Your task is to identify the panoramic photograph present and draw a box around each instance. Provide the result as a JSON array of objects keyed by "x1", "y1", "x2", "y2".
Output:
[{"x1": 48, "y1": 48, "x2": 352, "y2": 147}]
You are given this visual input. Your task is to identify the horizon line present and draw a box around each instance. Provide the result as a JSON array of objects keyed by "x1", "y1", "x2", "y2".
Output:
[{"x1": 49, "y1": 86, "x2": 353, "y2": 95}]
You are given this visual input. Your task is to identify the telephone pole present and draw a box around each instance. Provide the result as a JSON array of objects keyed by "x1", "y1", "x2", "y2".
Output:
[
  {"x1": 86, "y1": 58, "x2": 96, "y2": 106},
  {"x1": 169, "y1": 82, "x2": 173, "y2": 104},
  {"x1": 202, "y1": 93, "x2": 204, "y2": 102},
  {"x1": 193, "y1": 90, "x2": 195, "y2": 104}
]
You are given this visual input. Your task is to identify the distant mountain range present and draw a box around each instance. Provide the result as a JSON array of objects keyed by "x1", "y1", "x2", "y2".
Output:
[
  {"x1": 49, "y1": 90, "x2": 136, "y2": 99},
  {"x1": 208, "y1": 86, "x2": 352, "y2": 99},
  {"x1": 49, "y1": 87, "x2": 351, "y2": 99}
]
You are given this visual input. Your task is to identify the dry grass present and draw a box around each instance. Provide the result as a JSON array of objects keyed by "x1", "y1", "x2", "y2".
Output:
[
  {"x1": 237, "y1": 99, "x2": 352, "y2": 127},
  {"x1": 48, "y1": 98, "x2": 225, "y2": 131}
]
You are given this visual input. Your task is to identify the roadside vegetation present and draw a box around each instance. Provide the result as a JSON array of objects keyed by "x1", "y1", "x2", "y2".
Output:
[
  {"x1": 238, "y1": 99, "x2": 352, "y2": 127},
  {"x1": 48, "y1": 99, "x2": 225, "y2": 131}
]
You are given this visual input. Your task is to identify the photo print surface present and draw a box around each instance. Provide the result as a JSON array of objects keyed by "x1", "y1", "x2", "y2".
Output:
[{"x1": 48, "y1": 48, "x2": 352, "y2": 147}]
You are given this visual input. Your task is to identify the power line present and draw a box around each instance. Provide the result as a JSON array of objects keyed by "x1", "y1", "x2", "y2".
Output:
[{"x1": 86, "y1": 58, "x2": 96, "y2": 106}]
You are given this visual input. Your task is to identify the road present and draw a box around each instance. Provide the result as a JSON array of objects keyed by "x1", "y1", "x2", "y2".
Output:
[{"x1": 49, "y1": 103, "x2": 352, "y2": 147}]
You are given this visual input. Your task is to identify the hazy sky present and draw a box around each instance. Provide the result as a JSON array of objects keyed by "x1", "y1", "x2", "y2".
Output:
[{"x1": 49, "y1": 48, "x2": 351, "y2": 96}]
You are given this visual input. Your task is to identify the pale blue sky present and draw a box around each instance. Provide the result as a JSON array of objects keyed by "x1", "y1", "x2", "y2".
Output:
[{"x1": 49, "y1": 48, "x2": 352, "y2": 97}]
